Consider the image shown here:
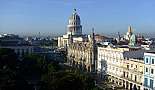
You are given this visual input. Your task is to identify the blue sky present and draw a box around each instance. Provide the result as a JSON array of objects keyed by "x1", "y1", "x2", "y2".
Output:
[{"x1": 0, "y1": 0, "x2": 155, "y2": 35}]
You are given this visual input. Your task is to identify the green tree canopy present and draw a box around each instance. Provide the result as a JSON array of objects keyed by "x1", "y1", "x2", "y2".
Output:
[
  {"x1": 0, "y1": 48, "x2": 17, "y2": 70},
  {"x1": 41, "y1": 70, "x2": 96, "y2": 90}
]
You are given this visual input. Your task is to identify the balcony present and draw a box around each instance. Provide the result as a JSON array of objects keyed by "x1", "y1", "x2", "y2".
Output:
[
  {"x1": 120, "y1": 76, "x2": 143, "y2": 85},
  {"x1": 122, "y1": 67, "x2": 143, "y2": 74}
]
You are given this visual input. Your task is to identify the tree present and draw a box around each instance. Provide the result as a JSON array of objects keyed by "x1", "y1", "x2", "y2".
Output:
[
  {"x1": 0, "y1": 48, "x2": 17, "y2": 70},
  {"x1": 0, "y1": 48, "x2": 33, "y2": 90},
  {"x1": 20, "y1": 54, "x2": 46, "y2": 80},
  {"x1": 41, "y1": 69, "x2": 97, "y2": 90}
]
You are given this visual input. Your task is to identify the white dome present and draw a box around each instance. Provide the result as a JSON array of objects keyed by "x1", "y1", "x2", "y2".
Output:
[
  {"x1": 68, "y1": 9, "x2": 81, "y2": 26},
  {"x1": 67, "y1": 9, "x2": 82, "y2": 36}
]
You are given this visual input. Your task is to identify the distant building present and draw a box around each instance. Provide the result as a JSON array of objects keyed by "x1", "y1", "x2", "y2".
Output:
[
  {"x1": 95, "y1": 34, "x2": 109, "y2": 42},
  {"x1": 0, "y1": 46, "x2": 34, "y2": 57},
  {"x1": 0, "y1": 34, "x2": 34, "y2": 57},
  {"x1": 116, "y1": 26, "x2": 136, "y2": 46},
  {"x1": 144, "y1": 52, "x2": 155, "y2": 90},
  {"x1": 124, "y1": 26, "x2": 133, "y2": 41},
  {"x1": 141, "y1": 39, "x2": 155, "y2": 50},
  {"x1": 115, "y1": 26, "x2": 155, "y2": 51},
  {"x1": 0, "y1": 34, "x2": 29, "y2": 46}
]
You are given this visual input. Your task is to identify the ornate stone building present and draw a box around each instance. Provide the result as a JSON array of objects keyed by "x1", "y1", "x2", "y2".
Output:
[
  {"x1": 58, "y1": 9, "x2": 97, "y2": 72},
  {"x1": 67, "y1": 30, "x2": 97, "y2": 72}
]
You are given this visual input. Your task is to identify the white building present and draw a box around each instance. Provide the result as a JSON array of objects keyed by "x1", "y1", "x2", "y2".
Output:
[
  {"x1": 97, "y1": 45, "x2": 145, "y2": 89},
  {"x1": 124, "y1": 26, "x2": 133, "y2": 41},
  {"x1": 58, "y1": 9, "x2": 87, "y2": 48}
]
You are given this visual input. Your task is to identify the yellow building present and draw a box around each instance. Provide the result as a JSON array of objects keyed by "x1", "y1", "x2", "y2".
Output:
[{"x1": 121, "y1": 58, "x2": 144, "y2": 90}]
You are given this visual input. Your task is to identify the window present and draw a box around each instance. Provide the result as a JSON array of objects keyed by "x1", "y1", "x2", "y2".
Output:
[
  {"x1": 127, "y1": 65, "x2": 129, "y2": 69},
  {"x1": 113, "y1": 60, "x2": 115, "y2": 63},
  {"x1": 146, "y1": 58, "x2": 148, "y2": 63},
  {"x1": 123, "y1": 72, "x2": 125, "y2": 77},
  {"x1": 150, "y1": 79, "x2": 154, "y2": 89},
  {"x1": 116, "y1": 68, "x2": 118, "y2": 71},
  {"x1": 131, "y1": 64, "x2": 133, "y2": 67},
  {"x1": 152, "y1": 59, "x2": 154, "y2": 64},
  {"x1": 135, "y1": 75, "x2": 137, "y2": 82},
  {"x1": 151, "y1": 69, "x2": 154, "y2": 74},
  {"x1": 144, "y1": 78, "x2": 148, "y2": 86},
  {"x1": 136, "y1": 65, "x2": 138, "y2": 68},
  {"x1": 146, "y1": 67, "x2": 148, "y2": 72}
]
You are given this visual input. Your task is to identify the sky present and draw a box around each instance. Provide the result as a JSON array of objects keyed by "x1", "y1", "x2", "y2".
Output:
[{"x1": 0, "y1": 0, "x2": 155, "y2": 35}]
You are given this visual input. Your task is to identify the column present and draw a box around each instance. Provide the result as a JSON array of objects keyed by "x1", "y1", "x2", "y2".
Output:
[
  {"x1": 129, "y1": 83, "x2": 133, "y2": 90},
  {"x1": 126, "y1": 81, "x2": 129, "y2": 89},
  {"x1": 128, "y1": 83, "x2": 130, "y2": 90},
  {"x1": 123, "y1": 80, "x2": 126, "y2": 88},
  {"x1": 137, "y1": 86, "x2": 141, "y2": 90},
  {"x1": 120, "y1": 79, "x2": 124, "y2": 87}
]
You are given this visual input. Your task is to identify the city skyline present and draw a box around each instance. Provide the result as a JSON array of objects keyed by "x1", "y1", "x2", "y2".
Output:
[{"x1": 0, "y1": 0, "x2": 155, "y2": 35}]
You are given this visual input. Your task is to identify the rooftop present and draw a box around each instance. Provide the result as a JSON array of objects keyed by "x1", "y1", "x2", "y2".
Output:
[{"x1": 145, "y1": 51, "x2": 155, "y2": 54}]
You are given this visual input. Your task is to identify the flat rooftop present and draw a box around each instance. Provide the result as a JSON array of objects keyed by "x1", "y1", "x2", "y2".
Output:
[{"x1": 145, "y1": 51, "x2": 155, "y2": 54}]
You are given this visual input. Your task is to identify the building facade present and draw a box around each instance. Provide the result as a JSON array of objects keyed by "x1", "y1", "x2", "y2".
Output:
[
  {"x1": 97, "y1": 46, "x2": 144, "y2": 90},
  {"x1": 67, "y1": 37, "x2": 96, "y2": 72},
  {"x1": 144, "y1": 52, "x2": 155, "y2": 90},
  {"x1": 122, "y1": 58, "x2": 144, "y2": 90},
  {"x1": 67, "y1": 28, "x2": 97, "y2": 72},
  {"x1": 0, "y1": 46, "x2": 34, "y2": 57}
]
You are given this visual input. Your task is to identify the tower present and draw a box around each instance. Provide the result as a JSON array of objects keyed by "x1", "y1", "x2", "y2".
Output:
[
  {"x1": 69, "y1": 32, "x2": 73, "y2": 45},
  {"x1": 127, "y1": 26, "x2": 133, "y2": 40},
  {"x1": 67, "y1": 9, "x2": 82, "y2": 36},
  {"x1": 91, "y1": 28, "x2": 95, "y2": 45},
  {"x1": 129, "y1": 34, "x2": 136, "y2": 47},
  {"x1": 124, "y1": 26, "x2": 133, "y2": 41},
  {"x1": 128, "y1": 26, "x2": 133, "y2": 34},
  {"x1": 91, "y1": 28, "x2": 96, "y2": 72}
]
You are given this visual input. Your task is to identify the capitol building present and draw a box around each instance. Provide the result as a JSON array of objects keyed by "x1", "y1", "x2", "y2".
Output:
[
  {"x1": 58, "y1": 9, "x2": 97, "y2": 72},
  {"x1": 58, "y1": 9, "x2": 88, "y2": 47}
]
